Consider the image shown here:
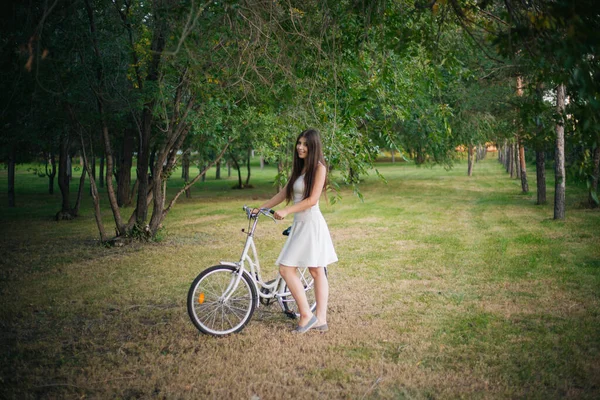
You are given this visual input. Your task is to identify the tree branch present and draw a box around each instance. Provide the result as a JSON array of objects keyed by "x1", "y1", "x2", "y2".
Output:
[{"x1": 163, "y1": 141, "x2": 231, "y2": 215}]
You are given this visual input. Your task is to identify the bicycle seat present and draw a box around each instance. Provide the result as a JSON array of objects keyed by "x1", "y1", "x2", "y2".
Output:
[{"x1": 282, "y1": 226, "x2": 291, "y2": 236}]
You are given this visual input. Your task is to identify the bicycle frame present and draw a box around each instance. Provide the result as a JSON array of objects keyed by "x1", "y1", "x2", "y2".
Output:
[{"x1": 220, "y1": 208, "x2": 287, "y2": 308}]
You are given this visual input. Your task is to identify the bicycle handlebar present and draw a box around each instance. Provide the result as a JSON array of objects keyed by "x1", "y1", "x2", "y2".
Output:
[{"x1": 242, "y1": 205, "x2": 276, "y2": 221}]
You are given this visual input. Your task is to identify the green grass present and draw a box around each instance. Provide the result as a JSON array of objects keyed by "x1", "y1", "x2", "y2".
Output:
[{"x1": 1, "y1": 156, "x2": 599, "y2": 399}]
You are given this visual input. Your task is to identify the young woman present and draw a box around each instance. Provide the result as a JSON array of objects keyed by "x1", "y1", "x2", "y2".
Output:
[{"x1": 255, "y1": 129, "x2": 337, "y2": 333}]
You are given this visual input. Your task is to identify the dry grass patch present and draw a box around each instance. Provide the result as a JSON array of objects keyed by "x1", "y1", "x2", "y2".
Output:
[{"x1": 1, "y1": 159, "x2": 599, "y2": 399}]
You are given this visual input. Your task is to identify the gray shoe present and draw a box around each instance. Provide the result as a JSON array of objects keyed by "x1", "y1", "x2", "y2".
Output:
[
  {"x1": 292, "y1": 315, "x2": 318, "y2": 334},
  {"x1": 312, "y1": 324, "x2": 329, "y2": 332}
]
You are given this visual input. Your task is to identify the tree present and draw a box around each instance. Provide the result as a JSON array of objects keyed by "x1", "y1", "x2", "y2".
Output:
[
  {"x1": 432, "y1": 0, "x2": 600, "y2": 215},
  {"x1": 0, "y1": 0, "x2": 46, "y2": 207},
  {"x1": 554, "y1": 83, "x2": 566, "y2": 219},
  {"x1": 21, "y1": 0, "x2": 598, "y2": 240},
  {"x1": 516, "y1": 76, "x2": 529, "y2": 193}
]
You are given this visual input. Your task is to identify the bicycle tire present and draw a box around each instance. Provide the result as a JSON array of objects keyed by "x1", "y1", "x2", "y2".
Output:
[
  {"x1": 281, "y1": 267, "x2": 328, "y2": 318},
  {"x1": 187, "y1": 265, "x2": 257, "y2": 336}
]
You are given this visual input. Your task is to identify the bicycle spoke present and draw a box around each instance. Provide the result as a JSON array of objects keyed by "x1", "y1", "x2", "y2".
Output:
[
  {"x1": 222, "y1": 309, "x2": 236, "y2": 330},
  {"x1": 201, "y1": 274, "x2": 234, "y2": 298},
  {"x1": 197, "y1": 302, "x2": 220, "y2": 323},
  {"x1": 225, "y1": 303, "x2": 250, "y2": 319}
]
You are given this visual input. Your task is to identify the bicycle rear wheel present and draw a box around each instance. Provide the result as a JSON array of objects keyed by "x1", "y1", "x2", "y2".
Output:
[
  {"x1": 281, "y1": 267, "x2": 327, "y2": 318},
  {"x1": 187, "y1": 265, "x2": 257, "y2": 336}
]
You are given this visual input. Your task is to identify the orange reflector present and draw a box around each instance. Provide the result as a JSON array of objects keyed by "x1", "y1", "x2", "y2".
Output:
[{"x1": 198, "y1": 293, "x2": 205, "y2": 304}]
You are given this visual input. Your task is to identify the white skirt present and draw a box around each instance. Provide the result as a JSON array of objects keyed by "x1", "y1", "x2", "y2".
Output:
[{"x1": 276, "y1": 205, "x2": 338, "y2": 268}]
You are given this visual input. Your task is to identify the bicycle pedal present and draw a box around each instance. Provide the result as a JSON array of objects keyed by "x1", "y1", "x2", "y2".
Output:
[
  {"x1": 260, "y1": 280, "x2": 277, "y2": 306},
  {"x1": 260, "y1": 298, "x2": 273, "y2": 306},
  {"x1": 284, "y1": 310, "x2": 298, "y2": 319}
]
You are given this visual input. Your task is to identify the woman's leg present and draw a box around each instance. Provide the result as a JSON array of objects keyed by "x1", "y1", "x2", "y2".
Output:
[
  {"x1": 309, "y1": 267, "x2": 329, "y2": 325},
  {"x1": 279, "y1": 265, "x2": 313, "y2": 326}
]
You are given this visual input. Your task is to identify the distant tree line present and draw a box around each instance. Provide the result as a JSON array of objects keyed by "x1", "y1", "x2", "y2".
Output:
[{"x1": 1, "y1": 0, "x2": 598, "y2": 242}]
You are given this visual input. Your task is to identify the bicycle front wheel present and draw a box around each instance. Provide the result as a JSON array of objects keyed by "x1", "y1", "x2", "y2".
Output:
[
  {"x1": 281, "y1": 267, "x2": 327, "y2": 318},
  {"x1": 187, "y1": 265, "x2": 257, "y2": 336}
]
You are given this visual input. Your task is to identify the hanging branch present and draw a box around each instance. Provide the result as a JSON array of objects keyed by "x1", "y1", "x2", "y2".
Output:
[
  {"x1": 447, "y1": 0, "x2": 507, "y2": 65},
  {"x1": 163, "y1": 140, "x2": 232, "y2": 216}
]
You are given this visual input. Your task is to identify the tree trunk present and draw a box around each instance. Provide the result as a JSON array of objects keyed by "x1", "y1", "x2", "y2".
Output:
[
  {"x1": 245, "y1": 147, "x2": 252, "y2": 187},
  {"x1": 136, "y1": 131, "x2": 151, "y2": 225},
  {"x1": 134, "y1": 17, "x2": 167, "y2": 228},
  {"x1": 182, "y1": 151, "x2": 191, "y2": 198},
  {"x1": 7, "y1": 147, "x2": 16, "y2": 207},
  {"x1": 90, "y1": 155, "x2": 96, "y2": 181},
  {"x1": 88, "y1": 155, "x2": 95, "y2": 196},
  {"x1": 228, "y1": 161, "x2": 231, "y2": 177},
  {"x1": 518, "y1": 139, "x2": 529, "y2": 193},
  {"x1": 509, "y1": 145, "x2": 515, "y2": 177},
  {"x1": 479, "y1": 145, "x2": 487, "y2": 161},
  {"x1": 144, "y1": 76, "x2": 198, "y2": 238},
  {"x1": 130, "y1": 179, "x2": 139, "y2": 204},
  {"x1": 108, "y1": 0, "x2": 168, "y2": 233},
  {"x1": 57, "y1": 133, "x2": 71, "y2": 216},
  {"x1": 534, "y1": 82, "x2": 546, "y2": 205},
  {"x1": 467, "y1": 144, "x2": 474, "y2": 176},
  {"x1": 81, "y1": 59, "x2": 125, "y2": 231},
  {"x1": 415, "y1": 147, "x2": 425, "y2": 164},
  {"x1": 79, "y1": 131, "x2": 108, "y2": 242},
  {"x1": 117, "y1": 128, "x2": 134, "y2": 207},
  {"x1": 46, "y1": 153, "x2": 57, "y2": 195},
  {"x1": 514, "y1": 142, "x2": 521, "y2": 179},
  {"x1": 101, "y1": 119, "x2": 126, "y2": 232},
  {"x1": 589, "y1": 145, "x2": 600, "y2": 208},
  {"x1": 349, "y1": 165, "x2": 361, "y2": 183},
  {"x1": 67, "y1": 155, "x2": 73, "y2": 181},
  {"x1": 72, "y1": 164, "x2": 87, "y2": 216},
  {"x1": 61, "y1": 103, "x2": 90, "y2": 221},
  {"x1": 504, "y1": 142, "x2": 510, "y2": 172},
  {"x1": 516, "y1": 76, "x2": 525, "y2": 189},
  {"x1": 536, "y1": 151, "x2": 546, "y2": 205},
  {"x1": 147, "y1": 160, "x2": 166, "y2": 236},
  {"x1": 99, "y1": 155, "x2": 105, "y2": 188},
  {"x1": 230, "y1": 153, "x2": 243, "y2": 188},
  {"x1": 554, "y1": 84, "x2": 566, "y2": 220},
  {"x1": 216, "y1": 160, "x2": 221, "y2": 179},
  {"x1": 147, "y1": 121, "x2": 198, "y2": 237}
]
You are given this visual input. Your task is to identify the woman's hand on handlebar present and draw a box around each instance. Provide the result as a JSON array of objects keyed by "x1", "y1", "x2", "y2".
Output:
[
  {"x1": 274, "y1": 208, "x2": 289, "y2": 220},
  {"x1": 247, "y1": 206, "x2": 276, "y2": 219}
]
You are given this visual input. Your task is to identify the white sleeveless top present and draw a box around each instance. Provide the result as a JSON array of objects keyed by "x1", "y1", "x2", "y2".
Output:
[{"x1": 275, "y1": 174, "x2": 338, "y2": 268}]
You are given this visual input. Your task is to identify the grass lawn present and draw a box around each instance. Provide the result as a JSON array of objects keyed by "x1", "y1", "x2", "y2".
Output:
[{"x1": 1, "y1": 155, "x2": 599, "y2": 399}]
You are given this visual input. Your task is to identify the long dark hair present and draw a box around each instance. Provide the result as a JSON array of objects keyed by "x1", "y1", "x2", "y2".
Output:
[{"x1": 285, "y1": 129, "x2": 327, "y2": 203}]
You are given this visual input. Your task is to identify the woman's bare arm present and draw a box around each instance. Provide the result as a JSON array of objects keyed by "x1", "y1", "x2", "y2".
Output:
[{"x1": 257, "y1": 184, "x2": 288, "y2": 211}]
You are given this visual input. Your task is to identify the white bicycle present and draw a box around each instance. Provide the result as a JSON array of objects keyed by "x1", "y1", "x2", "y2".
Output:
[{"x1": 187, "y1": 206, "x2": 326, "y2": 336}]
